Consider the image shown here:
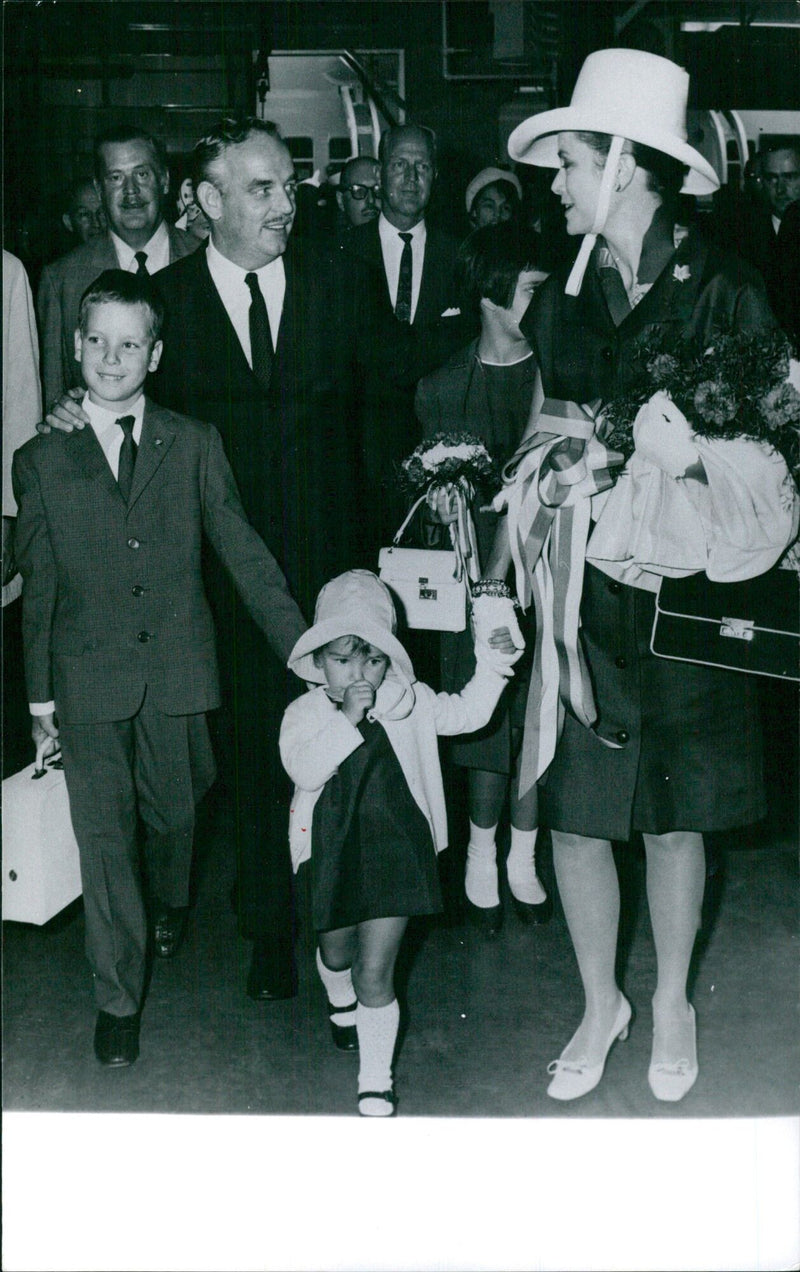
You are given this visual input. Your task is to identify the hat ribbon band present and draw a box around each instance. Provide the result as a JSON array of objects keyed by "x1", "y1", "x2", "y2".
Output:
[{"x1": 565, "y1": 134, "x2": 625, "y2": 298}]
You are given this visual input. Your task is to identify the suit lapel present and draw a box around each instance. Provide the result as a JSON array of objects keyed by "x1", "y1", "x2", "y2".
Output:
[
  {"x1": 196, "y1": 251, "x2": 262, "y2": 392},
  {"x1": 66, "y1": 418, "x2": 123, "y2": 503},
  {"x1": 128, "y1": 401, "x2": 176, "y2": 509}
]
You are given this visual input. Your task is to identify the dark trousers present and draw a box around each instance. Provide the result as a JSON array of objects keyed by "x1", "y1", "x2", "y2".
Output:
[
  {"x1": 211, "y1": 597, "x2": 297, "y2": 972},
  {"x1": 59, "y1": 691, "x2": 215, "y2": 1016}
]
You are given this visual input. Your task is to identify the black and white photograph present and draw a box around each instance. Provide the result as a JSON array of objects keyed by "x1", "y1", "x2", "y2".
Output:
[{"x1": 2, "y1": 3, "x2": 799, "y2": 1269}]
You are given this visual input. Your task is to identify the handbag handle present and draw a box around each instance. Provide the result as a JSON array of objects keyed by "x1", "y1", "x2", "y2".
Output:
[{"x1": 390, "y1": 493, "x2": 434, "y2": 547}]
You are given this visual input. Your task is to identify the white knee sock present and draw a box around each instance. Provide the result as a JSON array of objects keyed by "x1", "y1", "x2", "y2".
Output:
[
  {"x1": 506, "y1": 827, "x2": 547, "y2": 904},
  {"x1": 465, "y1": 822, "x2": 500, "y2": 907},
  {"x1": 316, "y1": 948, "x2": 356, "y2": 1024},
  {"x1": 357, "y1": 999, "x2": 400, "y2": 1112}
]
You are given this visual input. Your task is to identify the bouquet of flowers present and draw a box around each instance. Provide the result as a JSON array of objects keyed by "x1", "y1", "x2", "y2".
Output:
[
  {"x1": 399, "y1": 432, "x2": 498, "y2": 500},
  {"x1": 600, "y1": 326, "x2": 800, "y2": 484}
]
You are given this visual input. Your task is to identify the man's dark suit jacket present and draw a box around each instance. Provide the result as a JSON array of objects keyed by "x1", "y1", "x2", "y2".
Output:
[
  {"x1": 38, "y1": 224, "x2": 198, "y2": 405},
  {"x1": 12, "y1": 398, "x2": 306, "y2": 726},
  {"x1": 151, "y1": 238, "x2": 361, "y2": 615},
  {"x1": 341, "y1": 219, "x2": 472, "y2": 552}
]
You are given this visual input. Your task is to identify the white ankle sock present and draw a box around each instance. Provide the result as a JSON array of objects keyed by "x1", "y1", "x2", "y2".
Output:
[
  {"x1": 465, "y1": 822, "x2": 500, "y2": 907},
  {"x1": 316, "y1": 948, "x2": 356, "y2": 1024},
  {"x1": 507, "y1": 827, "x2": 547, "y2": 904},
  {"x1": 357, "y1": 999, "x2": 400, "y2": 1113}
]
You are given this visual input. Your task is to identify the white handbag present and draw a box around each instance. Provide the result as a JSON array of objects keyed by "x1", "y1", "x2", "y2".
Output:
[
  {"x1": 2, "y1": 742, "x2": 83, "y2": 925},
  {"x1": 378, "y1": 494, "x2": 469, "y2": 632}
]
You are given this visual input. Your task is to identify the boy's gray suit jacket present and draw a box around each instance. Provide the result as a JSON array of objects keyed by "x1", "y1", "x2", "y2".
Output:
[{"x1": 12, "y1": 398, "x2": 306, "y2": 724}]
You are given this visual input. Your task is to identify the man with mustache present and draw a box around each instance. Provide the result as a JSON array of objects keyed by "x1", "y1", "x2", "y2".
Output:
[{"x1": 38, "y1": 127, "x2": 197, "y2": 405}]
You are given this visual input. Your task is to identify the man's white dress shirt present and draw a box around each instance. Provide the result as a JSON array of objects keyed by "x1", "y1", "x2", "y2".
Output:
[
  {"x1": 378, "y1": 214, "x2": 426, "y2": 324},
  {"x1": 205, "y1": 238, "x2": 285, "y2": 366},
  {"x1": 110, "y1": 221, "x2": 171, "y2": 275}
]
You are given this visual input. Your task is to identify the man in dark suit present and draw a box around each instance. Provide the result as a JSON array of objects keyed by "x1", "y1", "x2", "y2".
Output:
[
  {"x1": 14, "y1": 271, "x2": 306, "y2": 1064},
  {"x1": 38, "y1": 126, "x2": 197, "y2": 404},
  {"x1": 149, "y1": 118, "x2": 362, "y2": 1000},
  {"x1": 342, "y1": 124, "x2": 471, "y2": 553}
]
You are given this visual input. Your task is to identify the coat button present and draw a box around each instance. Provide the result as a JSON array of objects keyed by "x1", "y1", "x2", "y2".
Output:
[
  {"x1": 607, "y1": 580, "x2": 621, "y2": 594},
  {"x1": 137, "y1": 631, "x2": 151, "y2": 643},
  {"x1": 601, "y1": 346, "x2": 614, "y2": 362},
  {"x1": 615, "y1": 655, "x2": 627, "y2": 669},
  {"x1": 127, "y1": 537, "x2": 140, "y2": 550},
  {"x1": 616, "y1": 729, "x2": 630, "y2": 744},
  {"x1": 131, "y1": 585, "x2": 144, "y2": 597}
]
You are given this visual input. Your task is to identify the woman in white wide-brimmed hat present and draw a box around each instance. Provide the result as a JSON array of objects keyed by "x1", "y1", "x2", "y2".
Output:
[{"x1": 485, "y1": 48, "x2": 798, "y2": 1103}]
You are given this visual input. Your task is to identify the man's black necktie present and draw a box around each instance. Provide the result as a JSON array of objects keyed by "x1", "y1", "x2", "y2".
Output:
[
  {"x1": 134, "y1": 251, "x2": 149, "y2": 277},
  {"x1": 116, "y1": 415, "x2": 137, "y2": 502},
  {"x1": 245, "y1": 272, "x2": 274, "y2": 391},
  {"x1": 395, "y1": 232, "x2": 413, "y2": 324}
]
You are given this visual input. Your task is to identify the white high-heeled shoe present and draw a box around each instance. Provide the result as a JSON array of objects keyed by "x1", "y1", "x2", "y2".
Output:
[
  {"x1": 547, "y1": 995, "x2": 632, "y2": 1101},
  {"x1": 648, "y1": 1004, "x2": 698, "y2": 1102}
]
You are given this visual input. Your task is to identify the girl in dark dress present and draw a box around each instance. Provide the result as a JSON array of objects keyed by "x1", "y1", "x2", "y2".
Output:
[
  {"x1": 279, "y1": 570, "x2": 520, "y2": 1116},
  {"x1": 416, "y1": 225, "x2": 552, "y2": 935}
]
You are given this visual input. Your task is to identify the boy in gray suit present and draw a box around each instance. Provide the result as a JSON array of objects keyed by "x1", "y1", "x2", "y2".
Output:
[{"x1": 13, "y1": 271, "x2": 306, "y2": 1066}]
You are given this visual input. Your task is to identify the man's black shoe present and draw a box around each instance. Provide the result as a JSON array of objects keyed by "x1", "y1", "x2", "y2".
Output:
[
  {"x1": 153, "y1": 906, "x2": 188, "y2": 959},
  {"x1": 94, "y1": 1011, "x2": 140, "y2": 1066},
  {"x1": 246, "y1": 941, "x2": 297, "y2": 1001}
]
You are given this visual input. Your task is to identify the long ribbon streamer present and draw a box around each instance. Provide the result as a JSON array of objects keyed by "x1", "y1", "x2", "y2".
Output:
[{"x1": 494, "y1": 399, "x2": 625, "y2": 794}]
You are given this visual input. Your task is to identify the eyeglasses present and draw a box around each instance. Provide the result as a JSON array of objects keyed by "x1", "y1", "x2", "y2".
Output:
[
  {"x1": 762, "y1": 172, "x2": 800, "y2": 185},
  {"x1": 342, "y1": 183, "x2": 380, "y2": 201}
]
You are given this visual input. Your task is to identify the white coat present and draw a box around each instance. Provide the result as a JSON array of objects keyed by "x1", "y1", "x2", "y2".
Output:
[{"x1": 280, "y1": 662, "x2": 509, "y2": 872}]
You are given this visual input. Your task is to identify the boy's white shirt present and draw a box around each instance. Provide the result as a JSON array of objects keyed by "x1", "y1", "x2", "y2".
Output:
[{"x1": 279, "y1": 662, "x2": 509, "y2": 872}]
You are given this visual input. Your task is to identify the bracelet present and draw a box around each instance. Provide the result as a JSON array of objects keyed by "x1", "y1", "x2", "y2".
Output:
[{"x1": 470, "y1": 578, "x2": 514, "y2": 601}]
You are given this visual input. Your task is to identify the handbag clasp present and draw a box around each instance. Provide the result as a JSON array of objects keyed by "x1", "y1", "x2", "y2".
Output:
[{"x1": 720, "y1": 617, "x2": 755, "y2": 642}]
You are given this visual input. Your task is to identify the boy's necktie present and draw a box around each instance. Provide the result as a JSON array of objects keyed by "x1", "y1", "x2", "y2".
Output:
[
  {"x1": 116, "y1": 415, "x2": 137, "y2": 502},
  {"x1": 395, "y1": 232, "x2": 413, "y2": 324},
  {"x1": 245, "y1": 272, "x2": 274, "y2": 391},
  {"x1": 134, "y1": 251, "x2": 149, "y2": 277}
]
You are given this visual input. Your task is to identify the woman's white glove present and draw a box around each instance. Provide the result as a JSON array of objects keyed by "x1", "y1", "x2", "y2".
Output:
[
  {"x1": 471, "y1": 593, "x2": 525, "y2": 678},
  {"x1": 633, "y1": 391, "x2": 699, "y2": 478}
]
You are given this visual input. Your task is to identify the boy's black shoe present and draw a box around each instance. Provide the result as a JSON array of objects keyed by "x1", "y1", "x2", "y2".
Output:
[
  {"x1": 153, "y1": 906, "x2": 188, "y2": 959},
  {"x1": 94, "y1": 1011, "x2": 140, "y2": 1067}
]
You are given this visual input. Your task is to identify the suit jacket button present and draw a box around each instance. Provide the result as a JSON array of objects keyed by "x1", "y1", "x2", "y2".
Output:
[
  {"x1": 137, "y1": 631, "x2": 151, "y2": 643},
  {"x1": 127, "y1": 537, "x2": 140, "y2": 550},
  {"x1": 601, "y1": 346, "x2": 614, "y2": 362},
  {"x1": 607, "y1": 580, "x2": 621, "y2": 594},
  {"x1": 615, "y1": 655, "x2": 627, "y2": 669},
  {"x1": 616, "y1": 729, "x2": 630, "y2": 744},
  {"x1": 131, "y1": 585, "x2": 144, "y2": 597}
]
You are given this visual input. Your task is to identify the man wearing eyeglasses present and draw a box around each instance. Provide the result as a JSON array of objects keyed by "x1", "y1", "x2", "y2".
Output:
[
  {"x1": 337, "y1": 156, "x2": 381, "y2": 231},
  {"x1": 344, "y1": 124, "x2": 469, "y2": 553},
  {"x1": 38, "y1": 127, "x2": 197, "y2": 405}
]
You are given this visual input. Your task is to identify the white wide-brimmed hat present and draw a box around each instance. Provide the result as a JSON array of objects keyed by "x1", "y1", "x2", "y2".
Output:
[
  {"x1": 508, "y1": 48, "x2": 719, "y2": 196},
  {"x1": 465, "y1": 166, "x2": 523, "y2": 214},
  {"x1": 288, "y1": 570, "x2": 414, "y2": 686}
]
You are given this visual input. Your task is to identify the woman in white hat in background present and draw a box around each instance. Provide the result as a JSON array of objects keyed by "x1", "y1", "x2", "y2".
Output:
[
  {"x1": 485, "y1": 49, "x2": 797, "y2": 1102},
  {"x1": 466, "y1": 166, "x2": 523, "y2": 230}
]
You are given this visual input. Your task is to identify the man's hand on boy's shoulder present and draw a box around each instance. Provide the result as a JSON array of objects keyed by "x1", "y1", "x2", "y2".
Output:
[{"x1": 37, "y1": 387, "x2": 88, "y2": 435}]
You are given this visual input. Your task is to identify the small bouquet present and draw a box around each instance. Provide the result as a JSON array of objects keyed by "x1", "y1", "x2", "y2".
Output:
[
  {"x1": 601, "y1": 326, "x2": 800, "y2": 484},
  {"x1": 399, "y1": 432, "x2": 498, "y2": 500}
]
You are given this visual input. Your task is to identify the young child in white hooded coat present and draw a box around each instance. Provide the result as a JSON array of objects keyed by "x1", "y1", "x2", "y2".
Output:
[{"x1": 280, "y1": 570, "x2": 522, "y2": 1116}]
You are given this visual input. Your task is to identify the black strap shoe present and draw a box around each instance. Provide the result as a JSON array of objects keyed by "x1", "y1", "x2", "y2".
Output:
[
  {"x1": 94, "y1": 1011, "x2": 140, "y2": 1066},
  {"x1": 328, "y1": 1000, "x2": 359, "y2": 1051}
]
